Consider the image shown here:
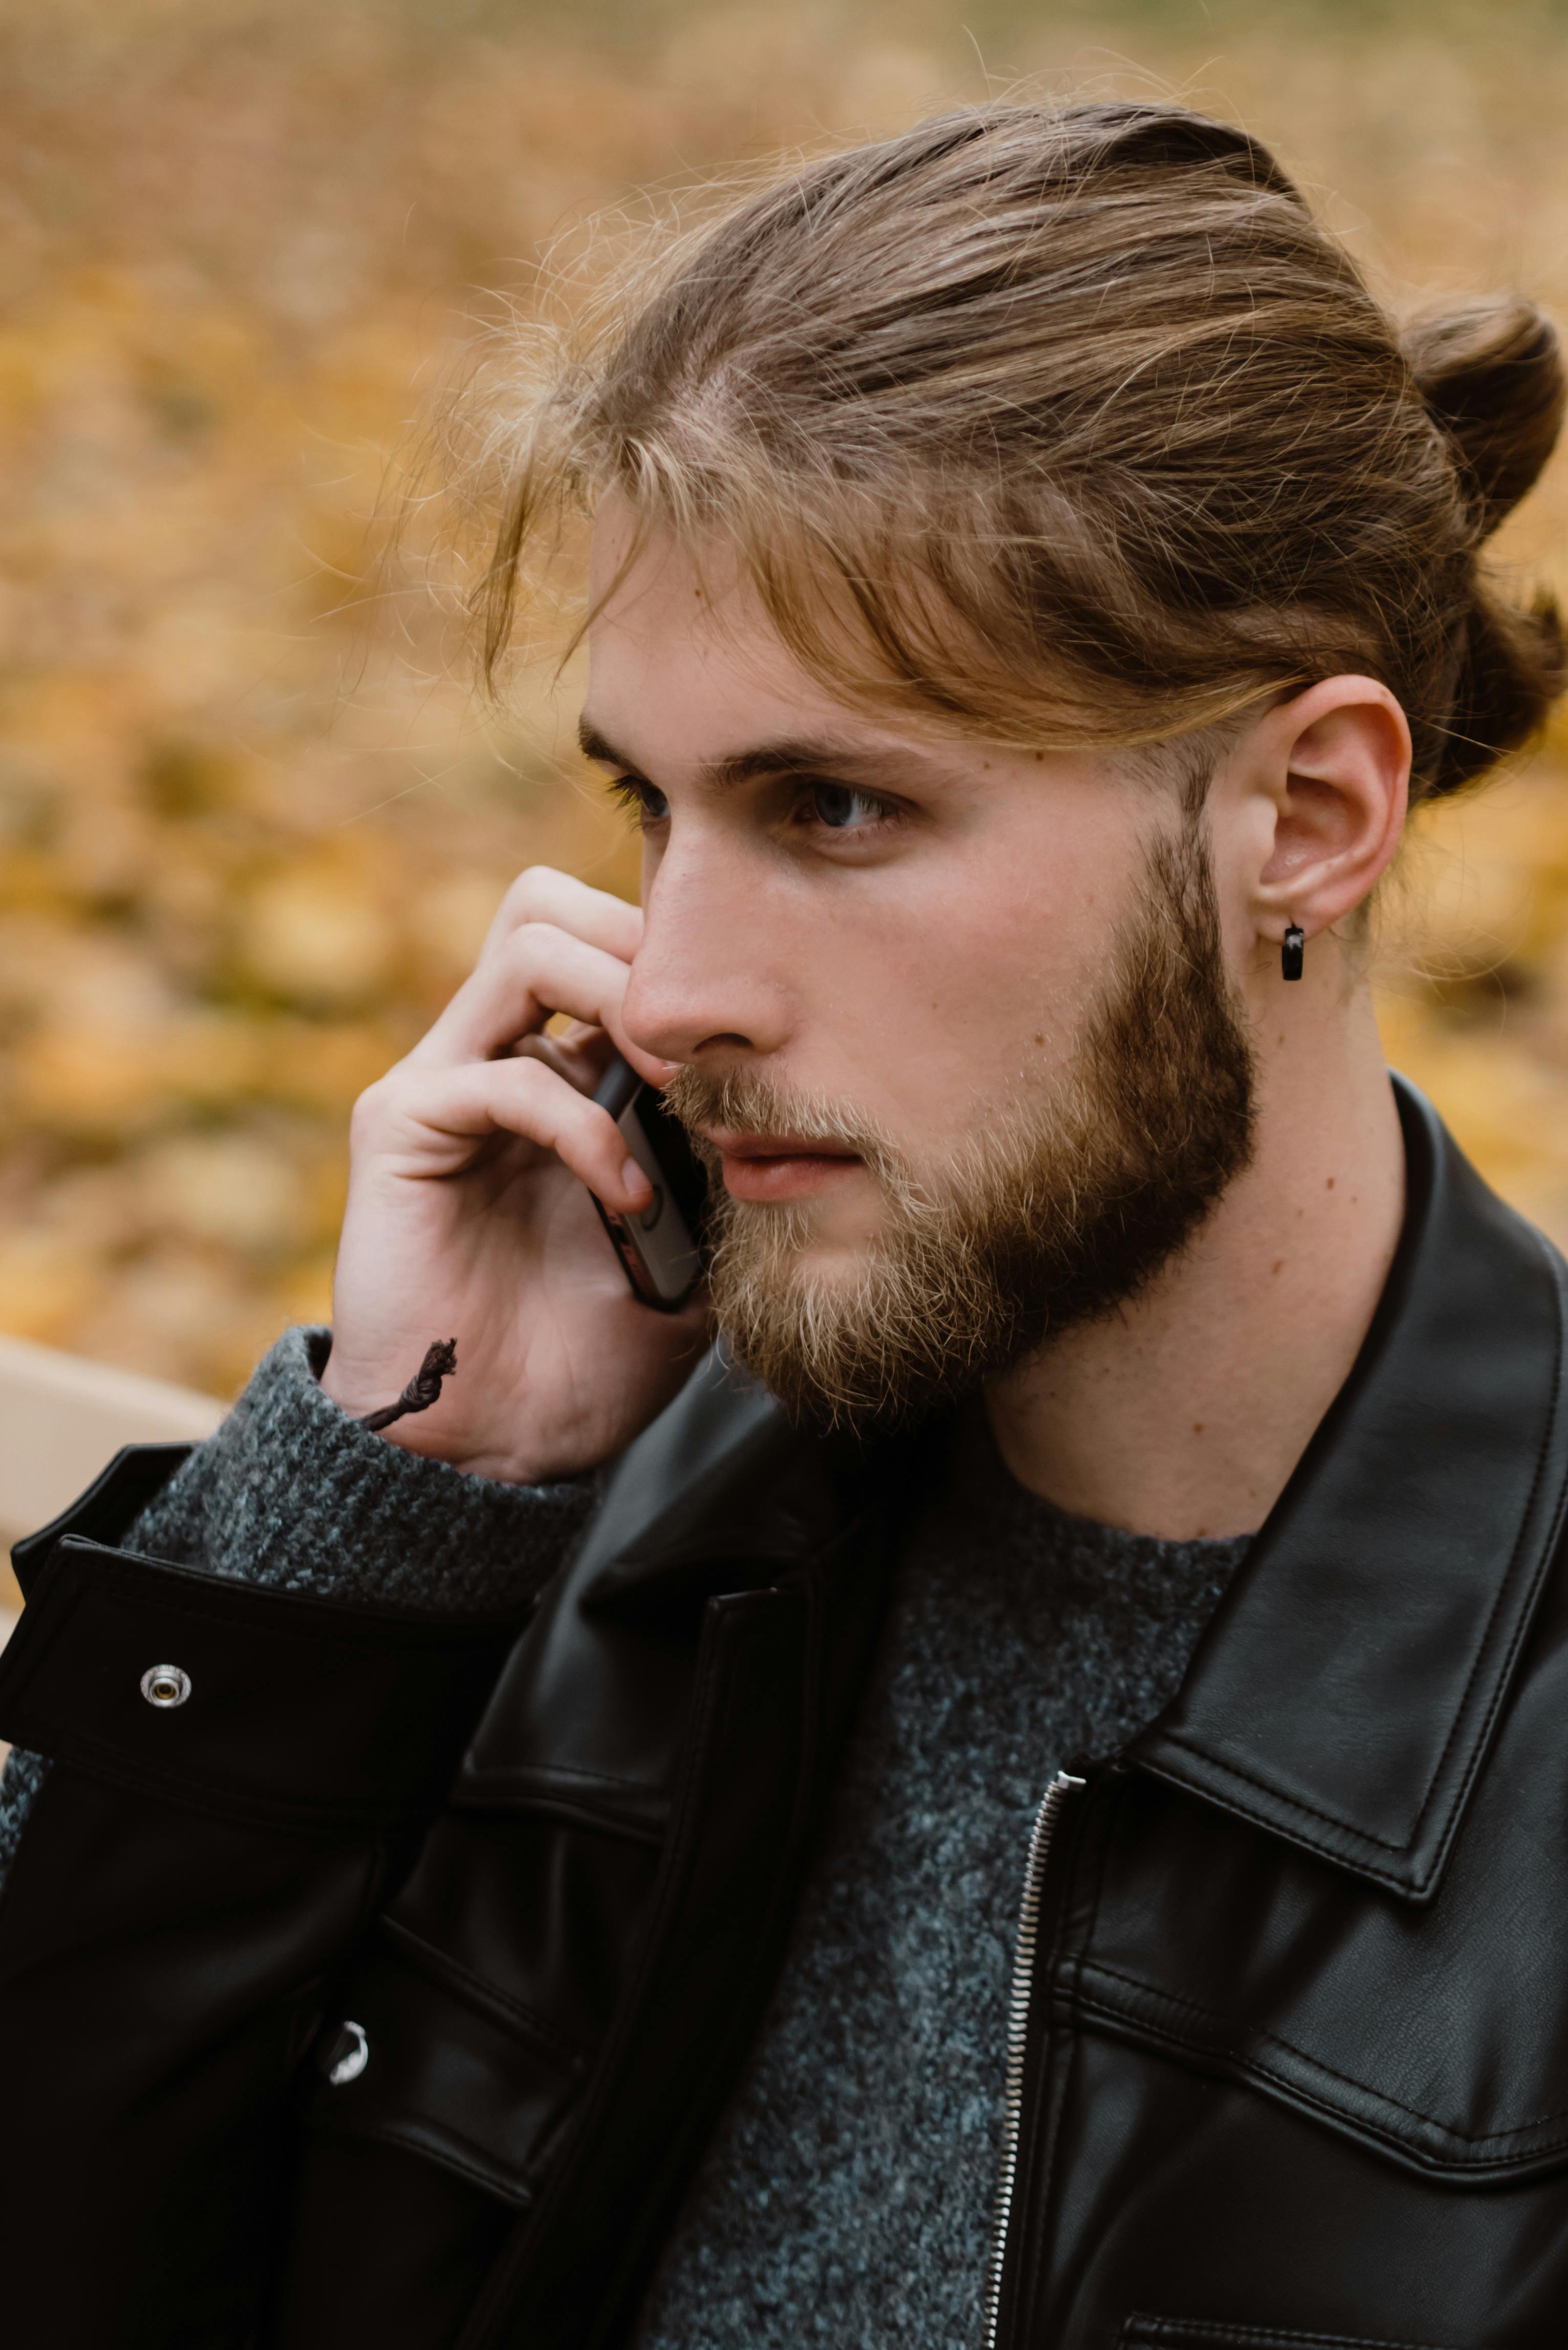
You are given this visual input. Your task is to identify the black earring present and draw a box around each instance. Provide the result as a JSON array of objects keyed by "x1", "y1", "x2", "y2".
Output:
[{"x1": 1281, "y1": 924, "x2": 1305, "y2": 982}]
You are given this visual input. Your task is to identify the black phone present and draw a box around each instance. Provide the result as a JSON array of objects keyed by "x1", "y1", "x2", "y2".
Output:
[{"x1": 589, "y1": 1055, "x2": 709, "y2": 1309}]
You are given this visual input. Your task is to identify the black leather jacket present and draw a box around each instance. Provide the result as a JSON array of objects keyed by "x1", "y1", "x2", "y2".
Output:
[{"x1": 5, "y1": 1077, "x2": 1568, "y2": 2349}]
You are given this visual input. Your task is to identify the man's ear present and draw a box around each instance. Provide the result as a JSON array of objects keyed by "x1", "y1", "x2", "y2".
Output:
[{"x1": 1247, "y1": 676, "x2": 1411, "y2": 947}]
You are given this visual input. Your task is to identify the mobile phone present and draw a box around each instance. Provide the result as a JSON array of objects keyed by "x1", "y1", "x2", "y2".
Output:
[{"x1": 590, "y1": 1055, "x2": 708, "y2": 1309}]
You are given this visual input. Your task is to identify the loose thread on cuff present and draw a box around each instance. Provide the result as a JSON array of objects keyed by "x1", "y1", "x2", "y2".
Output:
[{"x1": 357, "y1": 1338, "x2": 459, "y2": 1432}]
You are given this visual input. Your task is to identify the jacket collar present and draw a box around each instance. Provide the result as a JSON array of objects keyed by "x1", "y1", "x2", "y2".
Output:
[
  {"x1": 572, "y1": 1343, "x2": 890, "y2": 1618},
  {"x1": 1127, "y1": 1075, "x2": 1568, "y2": 1901},
  {"x1": 585, "y1": 1075, "x2": 1568, "y2": 1904}
]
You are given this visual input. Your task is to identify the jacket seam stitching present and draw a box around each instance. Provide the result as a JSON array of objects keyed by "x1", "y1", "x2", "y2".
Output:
[
  {"x1": 1398, "y1": 1221, "x2": 1568, "y2": 1851},
  {"x1": 585, "y1": 1601, "x2": 810, "y2": 2345},
  {"x1": 1075, "y1": 1982, "x2": 1564, "y2": 2168},
  {"x1": 1421, "y1": 1224, "x2": 1568, "y2": 1855},
  {"x1": 1075, "y1": 1964, "x2": 1568, "y2": 2150},
  {"x1": 1150, "y1": 1226, "x2": 1568, "y2": 1875},
  {"x1": 1123, "y1": 2320, "x2": 1455, "y2": 2349},
  {"x1": 26, "y1": 1740, "x2": 451, "y2": 1825},
  {"x1": 452, "y1": 1595, "x2": 756, "y2": 2350},
  {"x1": 15, "y1": 1448, "x2": 190, "y2": 1582},
  {"x1": 1130, "y1": 1750, "x2": 1419, "y2": 1883},
  {"x1": 375, "y1": 1916, "x2": 593, "y2": 2074},
  {"x1": 470, "y1": 1760, "x2": 665, "y2": 1799},
  {"x1": 572, "y1": 1589, "x2": 814, "y2": 2349},
  {"x1": 314, "y1": 2113, "x2": 532, "y2": 2205},
  {"x1": 62, "y1": 1557, "x2": 516, "y2": 1648}
]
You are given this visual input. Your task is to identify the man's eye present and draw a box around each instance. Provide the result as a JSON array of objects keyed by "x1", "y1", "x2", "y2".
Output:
[
  {"x1": 611, "y1": 777, "x2": 669, "y2": 827},
  {"x1": 809, "y1": 781, "x2": 887, "y2": 832}
]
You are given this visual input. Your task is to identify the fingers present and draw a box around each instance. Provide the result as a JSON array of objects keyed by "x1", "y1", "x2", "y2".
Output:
[
  {"x1": 545, "y1": 1020, "x2": 679, "y2": 1095},
  {"x1": 412, "y1": 922, "x2": 640, "y2": 1068},
  {"x1": 364, "y1": 1056, "x2": 654, "y2": 1211},
  {"x1": 481, "y1": 866, "x2": 642, "y2": 965},
  {"x1": 511, "y1": 1029, "x2": 616, "y2": 1097}
]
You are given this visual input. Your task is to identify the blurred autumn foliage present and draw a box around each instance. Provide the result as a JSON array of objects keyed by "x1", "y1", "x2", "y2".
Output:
[{"x1": 1, "y1": 0, "x2": 1566, "y2": 1398}]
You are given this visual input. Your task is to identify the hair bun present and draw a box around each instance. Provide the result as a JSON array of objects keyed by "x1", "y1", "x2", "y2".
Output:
[{"x1": 1404, "y1": 295, "x2": 1565, "y2": 538}]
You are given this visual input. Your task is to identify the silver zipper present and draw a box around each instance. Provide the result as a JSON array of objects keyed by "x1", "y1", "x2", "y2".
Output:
[{"x1": 983, "y1": 1768, "x2": 1086, "y2": 2350}]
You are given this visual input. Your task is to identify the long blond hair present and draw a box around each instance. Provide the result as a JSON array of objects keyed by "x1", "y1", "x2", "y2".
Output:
[{"x1": 473, "y1": 101, "x2": 1565, "y2": 800}]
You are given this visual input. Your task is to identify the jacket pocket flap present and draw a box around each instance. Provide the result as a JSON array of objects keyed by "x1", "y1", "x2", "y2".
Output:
[{"x1": 305, "y1": 1927, "x2": 587, "y2": 2206}]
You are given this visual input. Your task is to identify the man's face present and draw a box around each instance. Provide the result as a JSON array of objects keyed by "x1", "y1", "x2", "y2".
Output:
[{"x1": 585, "y1": 510, "x2": 1255, "y2": 1425}]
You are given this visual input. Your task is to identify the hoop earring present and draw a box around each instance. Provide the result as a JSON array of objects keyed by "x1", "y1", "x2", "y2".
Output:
[{"x1": 1282, "y1": 924, "x2": 1305, "y2": 982}]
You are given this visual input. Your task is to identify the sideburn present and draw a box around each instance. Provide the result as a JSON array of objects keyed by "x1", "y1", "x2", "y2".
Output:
[{"x1": 1015, "y1": 816, "x2": 1257, "y2": 1338}]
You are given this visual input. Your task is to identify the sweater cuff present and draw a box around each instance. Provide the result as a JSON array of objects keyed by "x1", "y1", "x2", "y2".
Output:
[{"x1": 123, "y1": 1325, "x2": 596, "y2": 1617}]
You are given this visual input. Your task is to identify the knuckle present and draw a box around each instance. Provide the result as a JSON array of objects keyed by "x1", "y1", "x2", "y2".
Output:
[
  {"x1": 513, "y1": 1053, "x2": 586, "y2": 1121},
  {"x1": 499, "y1": 918, "x2": 563, "y2": 972},
  {"x1": 349, "y1": 1076, "x2": 393, "y2": 1135},
  {"x1": 496, "y1": 863, "x2": 564, "y2": 928},
  {"x1": 498, "y1": 921, "x2": 592, "y2": 1001},
  {"x1": 354, "y1": 1062, "x2": 425, "y2": 1128},
  {"x1": 498, "y1": 1054, "x2": 563, "y2": 1124}
]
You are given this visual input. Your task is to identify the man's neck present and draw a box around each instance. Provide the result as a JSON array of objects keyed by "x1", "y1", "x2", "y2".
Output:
[{"x1": 984, "y1": 969, "x2": 1406, "y2": 1541}]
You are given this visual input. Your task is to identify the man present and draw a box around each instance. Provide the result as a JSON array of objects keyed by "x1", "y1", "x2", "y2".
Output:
[{"x1": 1, "y1": 100, "x2": 1565, "y2": 2347}]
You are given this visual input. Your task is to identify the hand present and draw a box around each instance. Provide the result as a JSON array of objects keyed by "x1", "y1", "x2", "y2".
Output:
[{"x1": 319, "y1": 867, "x2": 709, "y2": 1483}]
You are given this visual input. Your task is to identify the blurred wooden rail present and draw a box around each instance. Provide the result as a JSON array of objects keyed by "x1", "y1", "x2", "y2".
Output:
[{"x1": 0, "y1": 1336, "x2": 224, "y2": 1767}]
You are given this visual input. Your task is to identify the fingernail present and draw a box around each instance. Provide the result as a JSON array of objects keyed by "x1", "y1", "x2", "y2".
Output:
[{"x1": 622, "y1": 1157, "x2": 652, "y2": 1203}]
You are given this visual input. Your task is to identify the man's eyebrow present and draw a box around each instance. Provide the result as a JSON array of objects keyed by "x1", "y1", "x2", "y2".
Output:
[
  {"x1": 578, "y1": 720, "x2": 631, "y2": 770},
  {"x1": 704, "y1": 737, "x2": 921, "y2": 790},
  {"x1": 577, "y1": 717, "x2": 934, "y2": 790}
]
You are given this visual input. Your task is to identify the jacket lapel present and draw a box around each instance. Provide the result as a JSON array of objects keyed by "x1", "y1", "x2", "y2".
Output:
[{"x1": 1128, "y1": 1075, "x2": 1568, "y2": 1900}]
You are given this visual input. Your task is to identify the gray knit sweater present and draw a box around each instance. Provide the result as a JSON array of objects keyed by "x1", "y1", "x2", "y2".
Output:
[
  {"x1": 631, "y1": 1405, "x2": 1247, "y2": 2348},
  {"x1": 0, "y1": 1332, "x2": 1248, "y2": 2347}
]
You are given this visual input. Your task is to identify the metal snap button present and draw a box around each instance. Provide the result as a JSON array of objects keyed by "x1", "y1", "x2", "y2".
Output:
[
  {"x1": 140, "y1": 1664, "x2": 191, "y2": 1709},
  {"x1": 321, "y1": 2019, "x2": 369, "y2": 2087}
]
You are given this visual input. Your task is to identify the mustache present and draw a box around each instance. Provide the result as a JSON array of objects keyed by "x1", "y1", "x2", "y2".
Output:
[{"x1": 660, "y1": 1064, "x2": 904, "y2": 1186}]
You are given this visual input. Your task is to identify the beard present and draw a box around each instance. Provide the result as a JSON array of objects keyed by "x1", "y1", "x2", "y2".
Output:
[{"x1": 662, "y1": 814, "x2": 1256, "y2": 1433}]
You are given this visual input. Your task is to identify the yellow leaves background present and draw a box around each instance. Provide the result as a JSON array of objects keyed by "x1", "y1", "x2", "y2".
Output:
[{"x1": 1, "y1": 0, "x2": 1566, "y2": 1396}]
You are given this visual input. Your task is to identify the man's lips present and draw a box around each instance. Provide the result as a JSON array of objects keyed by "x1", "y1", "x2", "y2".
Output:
[{"x1": 700, "y1": 1126, "x2": 865, "y2": 1204}]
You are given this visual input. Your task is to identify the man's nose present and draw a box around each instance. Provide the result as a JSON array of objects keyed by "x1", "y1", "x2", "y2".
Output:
[{"x1": 620, "y1": 847, "x2": 790, "y2": 1067}]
